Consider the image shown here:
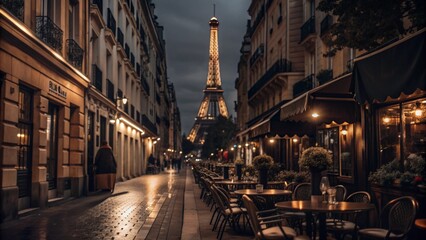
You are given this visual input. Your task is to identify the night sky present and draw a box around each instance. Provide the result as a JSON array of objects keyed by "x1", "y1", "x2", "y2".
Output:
[{"x1": 154, "y1": 0, "x2": 249, "y2": 135}]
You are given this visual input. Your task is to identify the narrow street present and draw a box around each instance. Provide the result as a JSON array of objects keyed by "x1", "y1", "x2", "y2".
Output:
[{"x1": 1, "y1": 169, "x2": 185, "y2": 240}]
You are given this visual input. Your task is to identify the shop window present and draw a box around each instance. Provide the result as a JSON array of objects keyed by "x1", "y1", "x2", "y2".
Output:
[
  {"x1": 317, "y1": 127, "x2": 339, "y2": 174},
  {"x1": 47, "y1": 103, "x2": 59, "y2": 190},
  {"x1": 378, "y1": 104, "x2": 401, "y2": 164},
  {"x1": 402, "y1": 100, "x2": 426, "y2": 159},
  {"x1": 378, "y1": 98, "x2": 426, "y2": 165}
]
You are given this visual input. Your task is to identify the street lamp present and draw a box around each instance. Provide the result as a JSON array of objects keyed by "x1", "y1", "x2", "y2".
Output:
[{"x1": 116, "y1": 94, "x2": 128, "y2": 105}]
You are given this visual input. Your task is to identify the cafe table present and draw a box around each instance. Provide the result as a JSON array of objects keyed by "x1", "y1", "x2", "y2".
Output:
[
  {"x1": 275, "y1": 200, "x2": 375, "y2": 240},
  {"x1": 215, "y1": 180, "x2": 287, "y2": 190},
  {"x1": 234, "y1": 189, "x2": 292, "y2": 209}
]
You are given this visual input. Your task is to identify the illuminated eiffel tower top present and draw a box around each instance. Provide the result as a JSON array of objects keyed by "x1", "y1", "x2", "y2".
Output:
[{"x1": 188, "y1": 15, "x2": 229, "y2": 144}]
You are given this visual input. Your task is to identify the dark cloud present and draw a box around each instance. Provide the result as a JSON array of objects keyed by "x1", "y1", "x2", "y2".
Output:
[{"x1": 154, "y1": 0, "x2": 249, "y2": 135}]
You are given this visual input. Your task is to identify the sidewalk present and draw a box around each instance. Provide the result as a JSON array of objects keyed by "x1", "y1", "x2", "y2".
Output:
[{"x1": 181, "y1": 166, "x2": 252, "y2": 240}]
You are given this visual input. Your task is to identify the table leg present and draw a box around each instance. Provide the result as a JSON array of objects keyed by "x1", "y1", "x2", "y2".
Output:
[
  {"x1": 305, "y1": 212, "x2": 313, "y2": 239},
  {"x1": 318, "y1": 213, "x2": 327, "y2": 240}
]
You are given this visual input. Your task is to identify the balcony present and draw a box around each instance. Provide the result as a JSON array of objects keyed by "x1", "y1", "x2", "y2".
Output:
[
  {"x1": 92, "y1": 64, "x2": 102, "y2": 92},
  {"x1": 92, "y1": 0, "x2": 102, "y2": 14},
  {"x1": 107, "y1": 8, "x2": 116, "y2": 35},
  {"x1": 248, "y1": 59, "x2": 292, "y2": 99},
  {"x1": 130, "y1": 53, "x2": 135, "y2": 68},
  {"x1": 300, "y1": 16, "x2": 316, "y2": 43},
  {"x1": 125, "y1": 43, "x2": 130, "y2": 58},
  {"x1": 36, "y1": 16, "x2": 63, "y2": 52},
  {"x1": 1, "y1": 0, "x2": 24, "y2": 20},
  {"x1": 66, "y1": 39, "x2": 83, "y2": 70},
  {"x1": 141, "y1": 76, "x2": 150, "y2": 95},
  {"x1": 293, "y1": 74, "x2": 316, "y2": 97},
  {"x1": 106, "y1": 79, "x2": 114, "y2": 102},
  {"x1": 316, "y1": 69, "x2": 333, "y2": 85},
  {"x1": 142, "y1": 114, "x2": 157, "y2": 135},
  {"x1": 320, "y1": 14, "x2": 333, "y2": 37},
  {"x1": 117, "y1": 27, "x2": 124, "y2": 46},
  {"x1": 250, "y1": 44, "x2": 264, "y2": 67}
]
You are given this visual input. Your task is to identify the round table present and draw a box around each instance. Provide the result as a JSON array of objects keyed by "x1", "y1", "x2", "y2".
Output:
[
  {"x1": 234, "y1": 189, "x2": 292, "y2": 209},
  {"x1": 234, "y1": 189, "x2": 292, "y2": 197},
  {"x1": 276, "y1": 200, "x2": 375, "y2": 240},
  {"x1": 415, "y1": 218, "x2": 426, "y2": 230}
]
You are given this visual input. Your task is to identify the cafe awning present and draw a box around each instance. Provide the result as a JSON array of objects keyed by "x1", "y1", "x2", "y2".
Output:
[
  {"x1": 352, "y1": 29, "x2": 426, "y2": 104},
  {"x1": 280, "y1": 73, "x2": 356, "y2": 124}
]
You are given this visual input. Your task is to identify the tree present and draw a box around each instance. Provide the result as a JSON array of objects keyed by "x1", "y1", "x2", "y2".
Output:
[
  {"x1": 201, "y1": 116, "x2": 236, "y2": 159},
  {"x1": 181, "y1": 134, "x2": 194, "y2": 156},
  {"x1": 317, "y1": 0, "x2": 425, "y2": 51}
]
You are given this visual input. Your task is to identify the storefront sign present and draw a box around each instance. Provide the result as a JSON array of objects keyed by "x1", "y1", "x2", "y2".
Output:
[{"x1": 49, "y1": 81, "x2": 67, "y2": 99}]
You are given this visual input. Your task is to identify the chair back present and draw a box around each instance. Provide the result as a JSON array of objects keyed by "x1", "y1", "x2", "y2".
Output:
[
  {"x1": 293, "y1": 183, "x2": 311, "y2": 200},
  {"x1": 334, "y1": 185, "x2": 347, "y2": 202},
  {"x1": 382, "y1": 196, "x2": 418, "y2": 236},
  {"x1": 242, "y1": 195, "x2": 261, "y2": 235},
  {"x1": 284, "y1": 182, "x2": 298, "y2": 192},
  {"x1": 210, "y1": 185, "x2": 228, "y2": 213},
  {"x1": 346, "y1": 191, "x2": 371, "y2": 203}
]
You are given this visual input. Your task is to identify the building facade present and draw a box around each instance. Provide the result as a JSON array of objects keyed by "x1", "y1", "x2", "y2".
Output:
[
  {"x1": 0, "y1": 0, "x2": 89, "y2": 221},
  {"x1": 0, "y1": 0, "x2": 180, "y2": 222}
]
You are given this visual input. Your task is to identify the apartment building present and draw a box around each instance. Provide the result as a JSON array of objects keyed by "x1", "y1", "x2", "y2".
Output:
[{"x1": 0, "y1": 0, "x2": 89, "y2": 221}]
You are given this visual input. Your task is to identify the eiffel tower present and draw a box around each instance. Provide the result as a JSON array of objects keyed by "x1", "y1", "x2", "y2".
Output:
[{"x1": 188, "y1": 15, "x2": 229, "y2": 144}]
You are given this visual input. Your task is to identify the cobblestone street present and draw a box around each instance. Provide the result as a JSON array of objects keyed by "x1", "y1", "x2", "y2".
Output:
[{"x1": 1, "y1": 169, "x2": 185, "y2": 240}]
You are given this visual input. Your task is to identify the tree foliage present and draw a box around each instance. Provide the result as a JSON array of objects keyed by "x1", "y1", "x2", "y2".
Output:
[
  {"x1": 201, "y1": 116, "x2": 236, "y2": 159},
  {"x1": 317, "y1": 0, "x2": 425, "y2": 51},
  {"x1": 181, "y1": 134, "x2": 194, "y2": 156}
]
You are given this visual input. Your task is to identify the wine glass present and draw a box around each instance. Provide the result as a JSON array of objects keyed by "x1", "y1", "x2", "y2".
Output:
[{"x1": 319, "y1": 176, "x2": 330, "y2": 203}]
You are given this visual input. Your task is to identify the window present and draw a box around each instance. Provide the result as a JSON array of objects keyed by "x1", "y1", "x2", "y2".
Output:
[
  {"x1": 378, "y1": 98, "x2": 426, "y2": 165},
  {"x1": 17, "y1": 87, "x2": 33, "y2": 197},
  {"x1": 68, "y1": 1, "x2": 79, "y2": 39},
  {"x1": 317, "y1": 127, "x2": 340, "y2": 174}
]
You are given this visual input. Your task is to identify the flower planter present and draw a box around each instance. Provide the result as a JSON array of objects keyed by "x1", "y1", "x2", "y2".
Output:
[{"x1": 259, "y1": 169, "x2": 268, "y2": 187}]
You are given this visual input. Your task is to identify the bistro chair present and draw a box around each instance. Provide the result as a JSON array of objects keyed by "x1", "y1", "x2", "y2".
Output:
[
  {"x1": 210, "y1": 185, "x2": 246, "y2": 240},
  {"x1": 242, "y1": 195, "x2": 310, "y2": 240},
  {"x1": 334, "y1": 185, "x2": 347, "y2": 202},
  {"x1": 326, "y1": 191, "x2": 371, "y2": 240},
  {"x1": 358, "y1": 196, "x2": 418, "y2": 240},
  {"x1": 283, "y1": 183, "x2": 311, "y2": 233}
]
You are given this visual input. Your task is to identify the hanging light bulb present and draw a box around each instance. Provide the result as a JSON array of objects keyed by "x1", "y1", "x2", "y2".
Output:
[{"x1": 415, "y1": 102, "x2": 423, "y2": 117}]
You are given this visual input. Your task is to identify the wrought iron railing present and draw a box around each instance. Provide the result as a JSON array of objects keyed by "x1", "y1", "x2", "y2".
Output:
[
  {"x1": 250, "y1": 44, "x2": 264, "y2": 67},
  {"x1": 66, "y1": 39, "x2": 83, "y2": 70},
  {"x1": 142, "y1": 114, "x2": 157, "y2": 134},
  {"x1": 141, "y1": 76, "x2": 150, "y2": 95},
  {"x1": 248, "y1": 59, "x2": 292, "y2": 99},
  {"x1": 316, "y1": 69, "x2": 333, "y2": 85},
  {"x1": 106, "y1": 79, "x2": 114, "y2": 102},
  {"x1": 36, "y1": 16, "x2": 63, "y2": 52},
  {"x1": 320, "y1": 14, "x2": 333, "y2": 36},
  {"x1": 293, "y1": 74, "x2": 316, "y2": 97},
  {"x1": 300, "y1": 15, "x2": 315, "y2": 42},
  {"x1": 92, "y1": 0, "x2": 102, "y2": 14},
  {"x1": 91, "y1": 64, "x2": 102, "y2": 92},
  {"x1": 117, "y1": 27, "x2": 124, "y2": 46},
  {"x1": 0, "y1": 0, "x2": 24, "y2": 20},
  {"x1": 107, "y1": 8, "x2": 116, "y2": 35}
]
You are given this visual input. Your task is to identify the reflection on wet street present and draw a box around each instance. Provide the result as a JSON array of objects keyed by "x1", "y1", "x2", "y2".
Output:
[{"x1": 0, "y1": 171, "x2": 182, "y2": 240}]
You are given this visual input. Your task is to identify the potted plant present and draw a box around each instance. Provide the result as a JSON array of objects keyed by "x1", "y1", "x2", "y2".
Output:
[
  {"x1": 253, "y1": 154, "x2": 273, "y2": 186},
  {"x1": 234, "y1": 159, "x2": 244, "y2": 180},
  {"x1": 299, "y1": 147, "x2": 332, "y2": 196}
]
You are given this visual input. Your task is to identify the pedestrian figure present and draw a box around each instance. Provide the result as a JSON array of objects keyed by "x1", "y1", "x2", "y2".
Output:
[
  {"x1": 177, "y1": 158, "x2": 182, "y2": 173},
  {"x1": 95, "y1": 141, "x2": 117, "y2": 193}
]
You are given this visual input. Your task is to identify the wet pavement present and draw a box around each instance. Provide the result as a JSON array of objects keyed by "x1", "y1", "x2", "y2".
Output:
[{"x1": 1, "y1": 169, "x2": 185, "y2": 240}]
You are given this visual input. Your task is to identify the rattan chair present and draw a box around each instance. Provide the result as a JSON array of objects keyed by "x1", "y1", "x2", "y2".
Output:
[
  {"x1": 358, "y1": 196, "x2": 418, "y2": 240},
  {"x1": 326, "y1": 191, "x2": 371, "y2": 240},
  {"x1": 242, "y1": 195, "x2": 310, "y2": 240}
]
